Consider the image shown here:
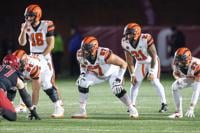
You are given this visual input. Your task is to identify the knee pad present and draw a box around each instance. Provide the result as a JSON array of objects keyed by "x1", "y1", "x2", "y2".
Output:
[
  {"x1": 44, "y1": 86, "x2": 59, "y2": 102},
  {"x1": 115, "y1": 89, "x2": 126, "y2": 98},
  {"x1": 78, "y1": 86, "x2": 89, "y2": 94}
]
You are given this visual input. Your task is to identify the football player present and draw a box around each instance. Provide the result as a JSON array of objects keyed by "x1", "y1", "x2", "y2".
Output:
[
  {"x1": 71, "y1": 36, "x2": 138, "y2": 119},
  {"x1": 13, "y1": 49, "x2": 64, "y2": 118},
  {"x1": 0, "y1": 54, "x2": 40, "y2": 121},
  {"x1": 18, "y1": 4, "x2": 63, "y2": 111},
  {"x1": 168, "y1": 47, "x2": 200, "y2": 118},
  {"x1": 121, "y1": 22, "x2": 168, "y2": 112}
]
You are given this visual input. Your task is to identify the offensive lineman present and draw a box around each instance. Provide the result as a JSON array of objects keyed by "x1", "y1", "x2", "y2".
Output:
[
  {"x1": 71, "y1": 36, "x2": 138, "y2": 119},
  {"x1": 168, "y1": 47, "x2": 200, "y2": 118}
]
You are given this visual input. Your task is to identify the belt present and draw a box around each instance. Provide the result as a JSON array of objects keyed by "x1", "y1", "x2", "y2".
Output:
[{"x1": 31, "y1": 52, "x2": 43, "y2": 54}]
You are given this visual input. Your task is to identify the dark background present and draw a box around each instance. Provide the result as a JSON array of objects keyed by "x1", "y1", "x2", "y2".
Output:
[{"x1": 0, "y1": 0, "x2": 199, "y2": 76}]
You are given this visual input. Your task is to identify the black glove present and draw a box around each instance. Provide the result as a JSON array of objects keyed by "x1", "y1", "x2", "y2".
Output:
[{"x1": 29, "y1": 107, "x2": 41, "y2": 120}]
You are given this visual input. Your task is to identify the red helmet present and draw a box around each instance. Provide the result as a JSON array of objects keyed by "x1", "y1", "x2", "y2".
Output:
[
  {"x1": 12, "y1": 49, "x2": 27, "y2": 60},
  {"x1": 174, "y1": 47, "x2": 192, "y2": 68},
  {"x1": 81, "y1": 36, "x2": 99, "y2": 59},
  {"x1": 2, "y1": 55, "x2": 19, "y2": 70},
  {"x1": 24, "y1": 4, "x2": 42, "y2": 21}
]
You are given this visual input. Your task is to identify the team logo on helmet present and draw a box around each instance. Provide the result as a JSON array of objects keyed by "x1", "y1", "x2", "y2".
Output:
[
  {"x1": 174, "y1": 47, "x2": 192, "y2": 69},
  {"x1": 123, "y1": 23, "x2": 141, "y2": 47},
  {"x1": 81, "y1": 36, "x2": 99, "y2": 60},
  {"x1": 24, "y1": 4, "x2": 42, "y2": 22}
]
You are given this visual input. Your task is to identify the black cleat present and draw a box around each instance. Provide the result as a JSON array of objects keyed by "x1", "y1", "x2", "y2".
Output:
[
  {"x1": 159, "y1": 103, "x2": 168, "y2": 113},
  {"x1": 29, "y1": 107, "x2": 41, "y2": 120}
]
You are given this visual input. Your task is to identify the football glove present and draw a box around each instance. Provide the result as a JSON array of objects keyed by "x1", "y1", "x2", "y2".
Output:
[
  {"x1": 28, "y1": 107, "x2": 41, "y2": 120},
  {"x1": 112, "y1": 78, "x2": 123, "y2": 95},
  {"x1": 76, "y1": 73, "x2": 86, "y2": 86},
  {"x1": 185, "y1": 106, "x2": 195, "y2": 118}
]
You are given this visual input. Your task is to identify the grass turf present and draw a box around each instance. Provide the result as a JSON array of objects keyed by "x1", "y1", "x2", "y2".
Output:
[{"x1": 0, "y1": 76, "x2": 200, "y2": 133}]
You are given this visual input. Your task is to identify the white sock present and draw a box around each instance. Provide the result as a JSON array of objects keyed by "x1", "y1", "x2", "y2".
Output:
[
  {"x1": 79, "y1": 92, "x2": 88, "y2": 111},
  {"x1": 172, "y1": 89, "x2": 182, "y2": 113},
  {"x1": 151, "y1": 79, "x2": 167, "y2": 104},
  {"x1": 130, "y1": 81, "x2": 141, "y2": 105},
  {"x1": 119, "y1": 93, "x2": 132, "y2": 107},
  {"x1": 191, "y1": 82, "x2": 200, "y2": 106}
]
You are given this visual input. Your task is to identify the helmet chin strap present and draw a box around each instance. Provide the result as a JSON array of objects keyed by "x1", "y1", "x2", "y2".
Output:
[
  {"x1": 86, "y1": 52, "x2": 97, "y2": 64},
  {"x1": 129, "y1": 39, "x2": 138, "y2": 48}
]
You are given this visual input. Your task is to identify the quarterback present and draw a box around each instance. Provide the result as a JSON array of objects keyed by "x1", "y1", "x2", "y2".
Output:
[
  {"x1": 71, "y1": 36, "x2": 138, "y2": 118},
  {"x1": 17, "y1": 4, "x2": 63, "y2": 112}
]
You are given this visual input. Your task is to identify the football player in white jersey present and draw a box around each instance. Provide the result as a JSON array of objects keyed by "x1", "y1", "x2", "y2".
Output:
[
  {"x1": 13, "y1": 50, "x2": 64, "y2": 118},
  {"x1": 168, "y1": 48, "x2": 200, "y2": 119},
  {"x1": 121, "y1": 23, "x2": 168, "y2": 113},
  {"x1": 18, "y1": 4, "x2": 63, "y2": 107},
  {"x1": 71, "y1": 36, "x2": 138, "y2": 119}
]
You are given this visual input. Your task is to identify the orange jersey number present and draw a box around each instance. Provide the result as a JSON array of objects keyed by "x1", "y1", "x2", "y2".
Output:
[
  {"x1": 131, "y1": 50, "x2": 147, "y2": 61},
  {"x1": 87, "y1": 64, "x2": 103, "y2": 76},
  {"x1": 31, "y1": 33, "x2": 44, "y2": 46}
]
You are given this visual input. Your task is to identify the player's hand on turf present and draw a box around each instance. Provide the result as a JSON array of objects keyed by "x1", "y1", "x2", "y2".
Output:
[
  {"x1": 29, "y1": 107, "x2": 41, "y2": 120},
  {"x1": 185, "y1": 106, "x2": 195, "y2": 118}
]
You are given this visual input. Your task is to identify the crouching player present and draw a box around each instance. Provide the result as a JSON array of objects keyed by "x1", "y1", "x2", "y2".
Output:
[
  {"x1": 13, "y1": 50, "x2": 64, "y2": 118},
  {"x1": 169, "y1": 47, "x2": 200, "y2": 118},
  {"x1": 71, "y1": 36, "x2": 138, "y2": 119},
  {"x1": 0, "y1": 54, "x2": 40, "y2": 121}
]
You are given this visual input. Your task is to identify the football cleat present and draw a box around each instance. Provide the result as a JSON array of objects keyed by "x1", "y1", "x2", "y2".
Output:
[
  {"x1": 159, "y1": 103, "x2": 168, "y2": 113},
  {"x1": 51, "y1": 106, "x2": 64, "y2": 118},
  {"x1": 129, "y1": 106, "x2": 139, "y2": 118},
  {"x1": 15, "y1": 103, "x2": 27, "y2": 113},
  {"x1": 168, "y1": 112, "x2": 183, "y2": 119},
  {"x1": 71, "y1": 108, "x2": 87, "y2": 119}
]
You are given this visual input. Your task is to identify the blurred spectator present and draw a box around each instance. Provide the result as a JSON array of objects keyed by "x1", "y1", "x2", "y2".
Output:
[
  {"x1": 0, "y1": 39, "x2": 17, "y2": 61},
  {"x1": 52, "y1": 33, "x2": 64, "y2": 77},
  {"x1": 169, "y1": 26, "x2": 186, "y2": 55},
  {"x1": 157, "y1": 27, "x2": 173, "y2": 68},
  {"x1": 68, "y1": 26, "x2": 82, "y2": 77},
  {"x1": 157, "y1": 26, "x2": 186, "y2": 70}
]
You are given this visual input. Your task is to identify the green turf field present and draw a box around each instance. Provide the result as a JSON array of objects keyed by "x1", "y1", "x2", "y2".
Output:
[{"x1": 0, "y1": 76, "x2": 200, "y2": 133}]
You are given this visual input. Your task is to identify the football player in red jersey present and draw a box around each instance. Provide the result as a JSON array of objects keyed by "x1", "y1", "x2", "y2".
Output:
[
  {"x1": 18, "y1": 4, "x2": 64, "y2": 115},
  {"x1": 71, "y1": 36, "x2": 138, "y2": 119},
  {"x1": 0, "y1": 54, "x2": 40, "y2": 121},
  {"x1": 168, "y1": 48, "x2": 200, "y2": 118},
  {"x1": 121, "y1": 22, "x2": 168, "y2": 113}
]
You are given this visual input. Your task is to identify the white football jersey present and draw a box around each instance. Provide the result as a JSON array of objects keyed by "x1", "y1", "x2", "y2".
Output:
[
  {"x1": 172, "y1": 57, "x2": 200, "y2": 79},
  {"x1": 23, "y1": 55, "x2": 41, "y2": 80},
  {"x1": 121, "y1": 33, "x2": 154, "y2": 64},
  {"x1": 77, "y1": 47, "x2": 119, "y2": 78},
  {"x1": 24, "y1": 20, "x2": 55, "y2": 53}
]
